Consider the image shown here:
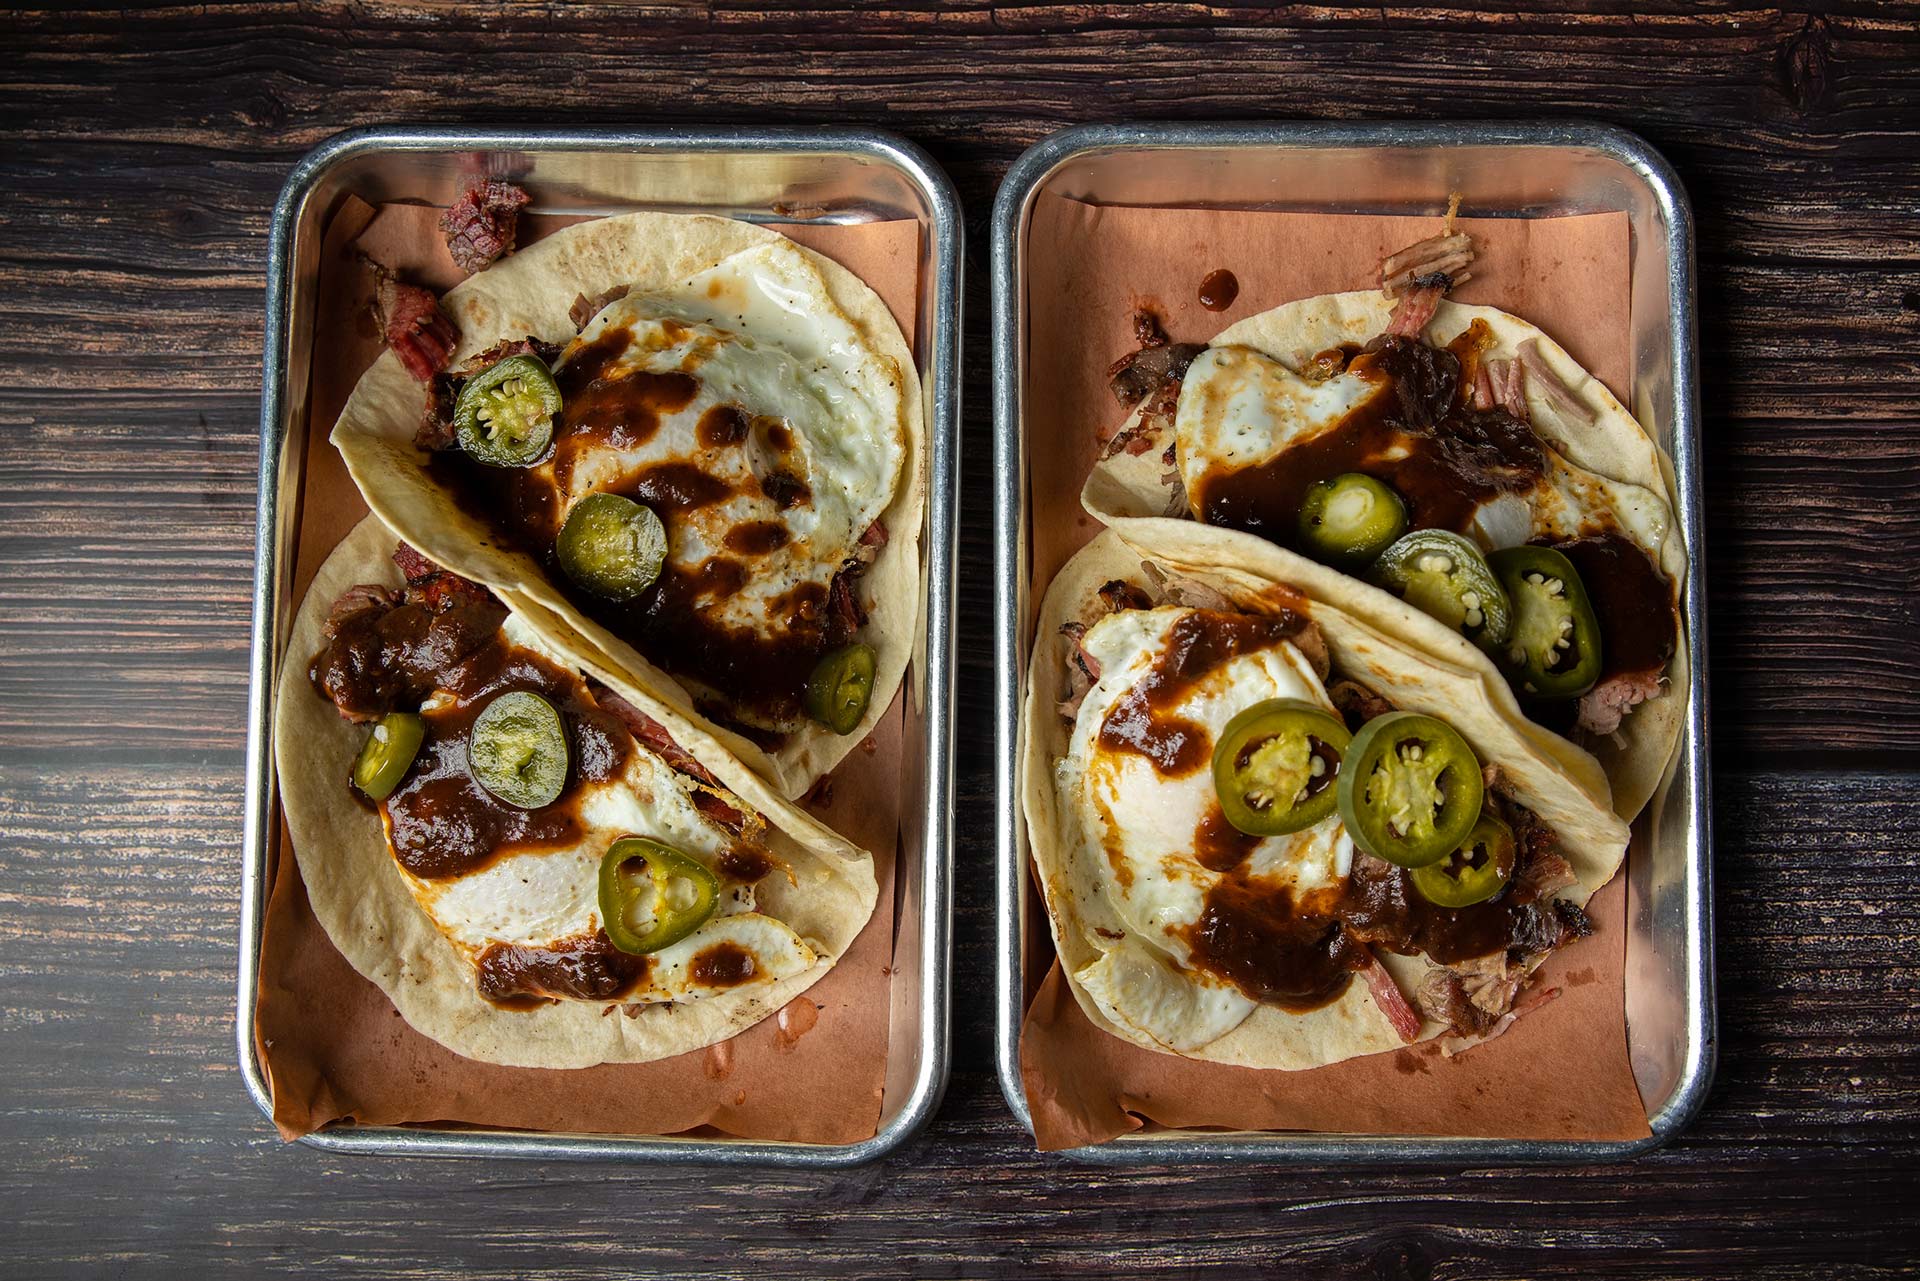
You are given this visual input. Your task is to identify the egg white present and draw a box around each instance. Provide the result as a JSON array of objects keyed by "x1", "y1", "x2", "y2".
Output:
[
  {"x1": 548, "y1": 240, "x2": 903, "y2": 646},
  {"x1": 1055, "y1": 606, "x2": 1356, "y2": 1051},
  {"x1": 391, "y1": 614, "x2": 815, "y2": 1004}
]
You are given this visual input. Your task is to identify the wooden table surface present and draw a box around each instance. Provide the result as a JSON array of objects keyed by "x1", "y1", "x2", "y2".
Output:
[{"x1": 5, "y1": 4, "x2": 1918, "y2": 1277}]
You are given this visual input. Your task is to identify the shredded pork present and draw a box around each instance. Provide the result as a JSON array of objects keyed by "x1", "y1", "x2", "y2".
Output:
[
  {"x1": 1576, "y1": 667, "x2": 1665, "y2": 737},
  {"x1": 1515, "y1": 338, "x2": 1596, "y2": 427},
  {"x1": 440, "y1": 177, "x2": 530, "y2": 274},
  {"x1": 368, "y1": 262, "x2": 456, "y2": 382}
]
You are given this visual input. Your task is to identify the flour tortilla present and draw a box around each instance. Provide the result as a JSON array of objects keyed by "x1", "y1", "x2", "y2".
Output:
[
  {"x1": 1083, "y1": 291, "x2": 1687, "y2": 821},
  {"x1": 275, "y1": 515, "x2": 878, "y2": 1069},
  {"x1": 332, "y1": 212, "x2": 925, "y2": 800},
  {"x1": 1021, "y1": 529, "x2": 1631, "y2": 1068}
]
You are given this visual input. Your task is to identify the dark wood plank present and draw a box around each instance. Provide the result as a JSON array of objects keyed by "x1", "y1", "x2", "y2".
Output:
[
  {"x1": 2, "y1": 3, "x2": 1918, "y2": 1275},
  {"x1": 4, "y1": 5, "x2": 1919, "y2": 753},
  {"x1": 0, "y1": 765, "x2": 1914, "y2": 1277}
]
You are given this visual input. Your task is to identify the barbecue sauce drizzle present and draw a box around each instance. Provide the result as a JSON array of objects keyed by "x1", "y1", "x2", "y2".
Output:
[
  {"x1": 1095, "y1": 609, "x2": 1583, "y2": 1016},
  {"x1": 1189, "y1": 332, "x2": 1678, "y2": 691},
  {"x1": 427, "y1": 321, "x2": 848, "y2": 733},
  {"x1": 310, "y1": 571, "x2": 776, "y2": 1008}
]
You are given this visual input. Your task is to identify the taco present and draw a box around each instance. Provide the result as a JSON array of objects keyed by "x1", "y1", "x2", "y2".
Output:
[
  {"x1": 1021, "y1": 530, "x2": 1630, "y2": 1067},
  {"x1": 1082, "y1": 232, "x2": 1685, "y2": 821},
  {"x1": 275, "y1": 516, "x2": 876, "y2": 1069},
  {"x1": 333, "y1": 212, "x2": 924, "y2": 800}
]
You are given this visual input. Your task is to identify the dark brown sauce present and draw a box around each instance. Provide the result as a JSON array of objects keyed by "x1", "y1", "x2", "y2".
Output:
[
  {"x1": 1095, "y1": 609, "x2": 1307, "y2": 777},
  {"x1": 309, "y1": 596, "x2": 505, "y2": 720},
  {"x1": 621, "y1": 461, "x2": 736, "y2": 515},
  {"x1": 1336, "y1": 856, "x2": 1534, "y2": 965},
  {"x1": 760, "y1": 419, "x2": 794, "y2": 452},
  {"x1": 475, "y1": 930, "x2": 651, "y2": 1007},
  {"x1": 1552, "y1": 531, "x2": 1677, "y2": 678},
  {"x1": 1197, "y1": 268, "x2": 1239, "y2": 312},
  {"x1": 561, "y1": 369, "x2": 699, "y2": 451},
  {"x1": 1184, "y1": 875, "x2": 1366, "y2": 1012},
  {"x1": 761, "y1": 469, "x2": 811, "y2": 510},
  {"x1": 769, "y1": 580, "x2": 828, "y2": 631},
  {"x1": 724, "y1": 520, "x2": 791, "y2": 556},
  {"x1": 690, "y1": 941, "x2": 758, "y2": 988},
  {"x1": 1193, "y1": 804, "x2": 1261, "y2": 874},
  {"x1": 424, "y1": 321, "x2": 841, "y2": 732},
  {"x1": 381, "y1": 638, "x2": 631, "y2": 880},
  {"x1": 1193, "y1": 335, "x2": 1544, "y2": 541},
  {"x1": 717, "y1": 845, "x2": 776, "y2": 883},
  {"x1": 697, "y1": 404, "x2": 749, "y2": 448}
]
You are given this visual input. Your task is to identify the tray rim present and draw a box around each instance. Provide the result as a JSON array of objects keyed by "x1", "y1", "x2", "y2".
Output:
[
  {"x1": 238, "y1": 123, "x2": 961, "y2": 1168},
  {"x1": 990, "y1": 119, "x2": 1716, "y2": 1164}
]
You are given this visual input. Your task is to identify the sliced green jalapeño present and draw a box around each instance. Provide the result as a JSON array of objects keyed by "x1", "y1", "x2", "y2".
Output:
[
  {"x1": 352, "y1": 711, "x2": 424, "y2": 802},
  {"x1": 1488, "y1": 545, "x2": 1603, "y2": 701},
  {"x1": 805, "y1": 643, "x2": 876, "y2": 736},
  {"x1": 1371, "y1": 529, "x2": 1512, "y2": 655},
  {"x1": 1336, "y1": 711, "x2": 1484, "y2": 868},
  {"x1": 556, "y1": 493, "x2": 667, "y2": 601},
  {"x1": 468, "y1": 690, "x2": 569, "y2": 809},
  {"x1": 454, "y1": 354, "x2": 561, "y2": 466},
  {"x1": 598, "y1": 837, "x2": 720, "y2": 955},
  {"x1": 1211, "y1": 698, "x2": 1352, "y2": 837},
  {"x1": 1296, "y1": 473, "x2": 1408, "y2": 569},
  {"x1": 1410, "y1": 814, "x2": 1517, "y2": 908}
]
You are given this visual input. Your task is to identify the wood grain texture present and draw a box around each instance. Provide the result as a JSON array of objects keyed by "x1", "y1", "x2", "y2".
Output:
[{"x1": 1, "y1": 2, "x2": 1917, "y2": 1276}]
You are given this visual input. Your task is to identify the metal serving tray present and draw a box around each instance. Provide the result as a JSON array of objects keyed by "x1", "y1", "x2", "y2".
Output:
[
  {"x1": 992, "y1": 121, "x2": 1713, "y2": 1162},
  {"x1": 240, "y1": 126, "x2": 960, "y2": 1166}
]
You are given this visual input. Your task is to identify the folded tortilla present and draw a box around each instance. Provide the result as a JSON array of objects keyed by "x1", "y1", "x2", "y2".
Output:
[
  {"x1": 1083, "y1": 291, "x2": 1687, "y2": 821},
  {"x1": 332, "y1": 212, "x2": 925, "y2": 800},
  {"x1": 1021, "y1": 529, "x2": 1631, "y2": 1068},
  {"x1": 275, "y1": 516, "x2": 878, "y2": 1070}
]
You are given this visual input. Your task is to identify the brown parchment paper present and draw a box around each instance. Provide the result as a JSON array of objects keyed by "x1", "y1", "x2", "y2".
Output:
[
  {"x1": 1018, "y1": 194, "x2": 1653, "y2": 1150},
  {"x1": 255, "y1": 197, "x2": 923, "y2": 1144}
]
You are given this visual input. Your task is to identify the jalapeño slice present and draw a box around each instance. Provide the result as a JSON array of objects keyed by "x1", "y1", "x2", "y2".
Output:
[
  {"x1": 351, "y1": 711, "x2": 424, "y2": 802},
  {"x1": 1409, "y1": 813, "x2": 1517, "y2": 908},
  {"x1": 1335, "y1": 711, "x2": 1484, "y2": 868},
  {"x1": 468, "y1": 690, "x2": 569, "y2": 809},
  {"x1": 454, "y1": 354, "x2": 562, "y2": 466},
  {"x1": 597, "y1": 837, "x2": 720, "y2": 955},
  {"x1": 1211, "y1": 698, "x2": 1352, "y2": 837},
  {"x1": 1371, "y1": 530, "x2": 1513, "y2": 655},
  {"x1": 555, "y1": 493, "x2": 667, "y2": 601},
  {"x1": 805, "y1": 643, "x2": 876, "y2": 736},
  {"x1": 1296, "y1": 473, "x2": 1409, "y2": 569},
  {"x1": 1489, "y1": 545, "x2": 1604, "y2": 701}
]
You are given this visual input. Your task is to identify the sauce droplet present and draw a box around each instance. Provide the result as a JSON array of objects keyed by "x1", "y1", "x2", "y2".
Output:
[
  {"x1": 1198, "y1": 268, "x2": 1239, "y2": 312},
  {"x1": 774, "y1": 998, "x2": 821, "y2": 1051}
]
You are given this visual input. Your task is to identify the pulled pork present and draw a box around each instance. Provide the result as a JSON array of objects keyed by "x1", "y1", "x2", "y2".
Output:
[
  {"x1": 1101, "y1": 310, "x2": 1201, "y2": 489},
  {"x1": 570, "y1": 284, "x2": 632, "y2": 330},
  {"x1": 368, "y1": 263, "x2": 457, "y2": 382},
  {"x1": 1376, "y1": 199, "x2": 1475, "y2": 336},
  {"x1": 1328, "y1": 677, "x2": 1396, "y2": 729},
  {"x1": 415, "y1": 336, "x2": 566, "y2": 450},
  {"x1": 1379, "y1": 230, "x2": 1476, "y2": 299},
  {"x1": 1360, "y1": 950, "x2": 1424, "y2": 1043},
  {"x1": 823, "y1": 518, "x2": 889, "y2": 648},
  {"x1": 440, "y1": 177, "x2": 530, "y2": 274},
  {"x1": 1515, "y1": 338, "x2": 1596, "y2": 428},
  {"x1": 1056, "y1": 620, "x2": 1100, "y2": 721},
  {"x1": 1576, "y1": 667, "x2": 1665, "y2": 738}
]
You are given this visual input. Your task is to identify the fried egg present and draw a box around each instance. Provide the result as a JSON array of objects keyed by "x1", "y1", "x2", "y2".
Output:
[
  {"x1": 1055, "y1": 606, "x2": 1356, "y2": 1052},
  {"x1": 390, "y1": 613, "x2": 816, "y2": 1005},
  {"x1": 1174, "y1": 344, "x2": 1672, "y2": 556},
  {"x1": 529, "y1": 239, "x2": 906, "y2": 728}
]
